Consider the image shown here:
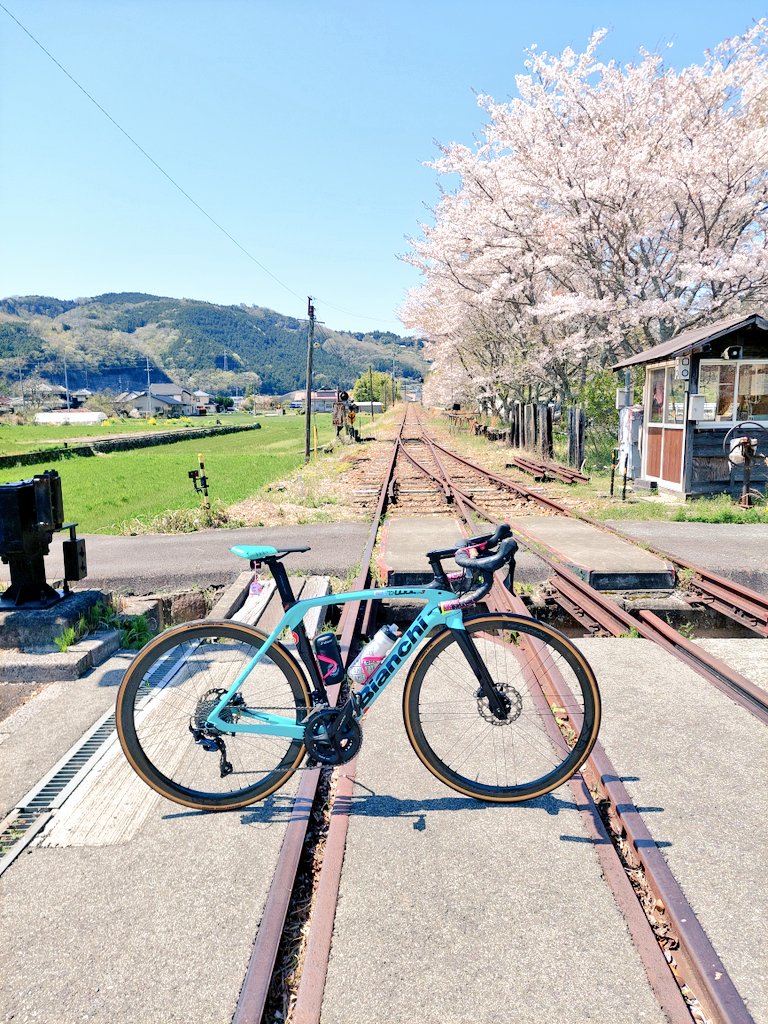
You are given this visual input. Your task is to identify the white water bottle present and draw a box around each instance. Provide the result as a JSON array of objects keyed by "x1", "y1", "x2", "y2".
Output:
[{"x1": 347, "y1": 624, "x2": 401, "y2": 685}]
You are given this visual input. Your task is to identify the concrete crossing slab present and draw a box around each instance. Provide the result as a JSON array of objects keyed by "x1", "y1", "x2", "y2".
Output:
[
  {"x1": 379, "y1": 517, "x2": 549, "y2": 587},
  {"x1": 509, "y1": 516, "x2": 675, "y2": 590},
  {"x1": 320, "y1": 660, "x2": 666, "y2": 1024},
  {"x1": 2, "y1": 783, "x2": 299, "y2": 1024},
  {"x1": 575, "y1": 637, "x2": 768, "y2": 1022}
]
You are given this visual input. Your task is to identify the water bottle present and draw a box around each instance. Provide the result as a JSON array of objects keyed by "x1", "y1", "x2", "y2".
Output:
[
  {"x1": 313, "y1": 632, "x2": 345, "y2": 687},
  {"x1": 347, "y1": 624, "x2": 401, "y2": 686}
]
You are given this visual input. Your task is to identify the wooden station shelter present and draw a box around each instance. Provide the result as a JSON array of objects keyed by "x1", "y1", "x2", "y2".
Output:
[{"x1": 613, "y1": 311, "x2": 768, "y2": 497}]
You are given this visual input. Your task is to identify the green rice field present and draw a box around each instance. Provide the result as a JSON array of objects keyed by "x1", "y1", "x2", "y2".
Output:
[
  {"x1": 0, "y1": 412, "x2": 259, "y2": 456},
  {"x1": 0, "y1": 414, "x2": 335, "y2": 533}
]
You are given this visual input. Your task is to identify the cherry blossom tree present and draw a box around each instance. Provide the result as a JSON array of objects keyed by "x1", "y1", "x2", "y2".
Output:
[{"x1": 402, "y1": 22, "x2": 768, "y2": 413}]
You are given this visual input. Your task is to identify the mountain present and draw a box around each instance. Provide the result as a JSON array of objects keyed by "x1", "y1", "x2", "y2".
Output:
[{"x1": 0, "y1": 293, "x2": 426, "y2": 395}]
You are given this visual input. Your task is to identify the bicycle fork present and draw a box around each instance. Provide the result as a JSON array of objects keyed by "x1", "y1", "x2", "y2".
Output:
[{"x1": 449, "y1": 627, "x2": 511, "y2": 720}]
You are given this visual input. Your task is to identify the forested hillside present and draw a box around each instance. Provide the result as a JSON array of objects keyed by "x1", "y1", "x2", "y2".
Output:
[{"x1": 0, "y1": 293, "x2": 425, "y2": 395}]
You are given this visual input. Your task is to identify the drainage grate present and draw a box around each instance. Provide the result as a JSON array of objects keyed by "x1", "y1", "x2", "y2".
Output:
[
  {"x1": 0, "y1": 708, "x2": 119, "y2": 877},
  {"x1": 21, "y1": 714, "x2": 116, "y2": 812}
]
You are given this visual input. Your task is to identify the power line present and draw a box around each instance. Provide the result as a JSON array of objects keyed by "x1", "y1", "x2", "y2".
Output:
[{"x1": 0, "y1": 2, "x2": 408, "y2": 327}]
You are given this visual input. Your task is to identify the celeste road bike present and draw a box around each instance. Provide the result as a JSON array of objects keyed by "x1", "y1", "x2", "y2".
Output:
[{"x1": 116, "y1": 524, "x2": 601, "y2": 811}]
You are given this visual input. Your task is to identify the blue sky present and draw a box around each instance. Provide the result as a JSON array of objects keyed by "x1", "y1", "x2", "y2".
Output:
[{"x1": 0, "y1": 1, "x2": 763, "y2": 333}]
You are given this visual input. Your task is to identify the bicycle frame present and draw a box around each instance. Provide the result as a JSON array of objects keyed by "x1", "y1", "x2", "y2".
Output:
[{"x1": 205, "y1": 585, "x2": 465, "y2": 738}]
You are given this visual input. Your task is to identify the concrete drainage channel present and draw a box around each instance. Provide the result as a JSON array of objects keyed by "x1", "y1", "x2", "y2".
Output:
[{"x1": 0, "y1": 572, "x2": 250, "y2": 876}]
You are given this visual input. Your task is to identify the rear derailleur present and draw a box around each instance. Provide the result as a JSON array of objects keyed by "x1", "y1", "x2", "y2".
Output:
[{"x1": 189, "y1": 687, "x2": 246, "y2": 778}]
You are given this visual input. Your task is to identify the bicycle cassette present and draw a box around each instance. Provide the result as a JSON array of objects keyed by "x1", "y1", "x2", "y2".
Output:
[{"x1": 303, "y1": 707, "x2": 363, "y2": 766}]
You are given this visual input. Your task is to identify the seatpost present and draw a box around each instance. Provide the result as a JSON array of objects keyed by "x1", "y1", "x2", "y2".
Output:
[
  {"x1": 261, "y1": 556, "x2": 297, "y2": 607},
  {"x1": 260, "y1": 556, "x2": 326, "y2": 699}
]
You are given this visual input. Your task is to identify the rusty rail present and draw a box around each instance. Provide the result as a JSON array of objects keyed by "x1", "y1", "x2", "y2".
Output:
[{"x1": 232, "y1": 411, "x2": 406, "y2": 1024}]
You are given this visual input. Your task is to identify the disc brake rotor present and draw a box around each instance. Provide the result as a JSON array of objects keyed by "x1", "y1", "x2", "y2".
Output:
[{"x1": 476, "y1": 682, "x2": 523, "y2": 725}]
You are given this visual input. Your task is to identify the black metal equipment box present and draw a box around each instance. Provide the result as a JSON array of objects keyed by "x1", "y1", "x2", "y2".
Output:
[{"x1": 0, "y1": 470, "x2": 87, "y2": 607}]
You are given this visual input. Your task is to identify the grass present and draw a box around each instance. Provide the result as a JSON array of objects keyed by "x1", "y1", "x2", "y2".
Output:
[
  {"x1": 671, "y1": 493, "x2": 768, "y2": 524},
  {"x1": 0, "y1": 414, "x2": 335, "y2": 533},
  {"x1": 0, "y1": 412, "x2": 262, "y2": 456},
  {"x1": 53, "y1": 599, "x2": 156, "y2": 652}
]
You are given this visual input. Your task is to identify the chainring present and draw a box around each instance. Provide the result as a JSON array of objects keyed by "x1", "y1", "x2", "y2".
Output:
[{"x1": 303, "y1": 707, "x2": 363, "y2": 766}]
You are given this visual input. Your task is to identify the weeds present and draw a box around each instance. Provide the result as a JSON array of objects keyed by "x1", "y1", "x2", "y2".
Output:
[
  {"x1": 124, "y1": 499, "x2": 245, "y2": 535},
  {"x1": 677, "y1": 567, "x2": 696, "y2": 591},
  {"x1": 678, "y1": 621, "x2": 696, "y2": 640},
  {"x1": 52, "y1": 600, "x2": 156, "y2": 652},
  {"x1": 618, "y1": 626, "x2": 641, "y2": 638},
  {"x1": 671, "y1": 493, "x2": 768, "y2": 524}
]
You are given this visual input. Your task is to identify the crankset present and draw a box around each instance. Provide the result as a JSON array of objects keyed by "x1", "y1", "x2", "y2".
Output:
[{"x1": 303, "y1": 706, "x2": 363, "y2": 766}]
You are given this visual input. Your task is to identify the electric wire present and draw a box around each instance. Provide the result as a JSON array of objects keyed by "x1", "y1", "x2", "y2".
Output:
[{"x1": 0, "y1": 3, "x2": 406, "y2": 328}]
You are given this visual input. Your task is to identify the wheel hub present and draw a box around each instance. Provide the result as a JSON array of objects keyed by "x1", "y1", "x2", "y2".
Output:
[{"x1": 476, "y1": 683, "x2": 523, "y2": 725}]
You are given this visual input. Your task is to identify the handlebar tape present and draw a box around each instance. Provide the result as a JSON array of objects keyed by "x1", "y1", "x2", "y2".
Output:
[
  {"x1": 454, "y1": 536, "x2": 518, "y2": 573},
  {"x1": 426, "y1": 522, "x2": 512, "y2": 562}
]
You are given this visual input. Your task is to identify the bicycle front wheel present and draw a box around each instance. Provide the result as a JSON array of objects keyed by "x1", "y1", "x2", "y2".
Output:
[
  {"x1": 403, "y1": 613, "x2": 600, "y2": 803},
  {"x1": 116, "y1": 620, "x2": 311, "y2": 811}
]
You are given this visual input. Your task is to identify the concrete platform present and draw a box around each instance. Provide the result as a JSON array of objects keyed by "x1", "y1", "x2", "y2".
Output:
[
  {"x1": 0, "y1": 574, "x2": 329, "y2": 1022},
  {"x1": 509, "y1": 515, "x2": 676, "y2": 590},
  {"x1": 378, "y1": 516, "x2": 549, "y2": 587}
]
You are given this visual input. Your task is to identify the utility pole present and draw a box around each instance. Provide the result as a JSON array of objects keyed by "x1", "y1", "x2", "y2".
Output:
[
  {"x1": 146, "y1": 356, "x2": 151, "y2": 418},
  {"x1": 304, "y1": 297, "x2": 316, "y2": 463},
  {"x1": 63, "y1": 351, "x2": 71, "y2": 409},
  {"x1": 369, "y1": 365, "x2": 374, "y2": 421}
]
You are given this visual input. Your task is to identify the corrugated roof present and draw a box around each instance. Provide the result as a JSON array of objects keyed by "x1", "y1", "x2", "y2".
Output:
[{"x1": 612, "y1": 312, "x2": 768, "y2": 370}]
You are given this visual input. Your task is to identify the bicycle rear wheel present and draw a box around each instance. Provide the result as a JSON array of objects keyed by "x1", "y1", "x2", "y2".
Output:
[
  {"x1": 403, "y1": 613, "x2": 600, "y2": 803},
  {"x1": 116, "y1": 620, "x2": 311, "y2": 811}
]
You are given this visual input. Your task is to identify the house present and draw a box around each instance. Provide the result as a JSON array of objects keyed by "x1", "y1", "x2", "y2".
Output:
[
  {"x1": 192, "y1": 389, "x2": 216, "y2": 415},
  {"x1": 612, "y1": 312, "x2": 768, "y2": 497},
  {"x1": 115, "y1": 384, "x2": 195, "y2": 418},
  {"x1": 281, "y1": 389, "x2": 342, "y2": 413}
]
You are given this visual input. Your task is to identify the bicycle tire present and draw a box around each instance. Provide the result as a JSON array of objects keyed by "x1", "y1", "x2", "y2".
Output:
[
  {"x1": 116, "y1": 619, "x2": 311, "y2": 811},
  {"x1": 403, "y1": 612, "x2": 600, "y2": 803}
]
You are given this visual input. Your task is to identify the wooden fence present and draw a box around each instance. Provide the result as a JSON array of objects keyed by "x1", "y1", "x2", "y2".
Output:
[{"x1": 448, "y1": 403, "x2": 586, "y2": 469}]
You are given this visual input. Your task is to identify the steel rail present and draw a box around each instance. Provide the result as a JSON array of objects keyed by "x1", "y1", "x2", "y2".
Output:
[
  {"x1": 412, "y1": 423, "x2": 755, "y2": 1023},
  {"x1": 232, "y1": 412, "x2": 407, "y2": 1024},
  {"x1": 508, "y1": 453, "x2": 589, "y2": 484}
]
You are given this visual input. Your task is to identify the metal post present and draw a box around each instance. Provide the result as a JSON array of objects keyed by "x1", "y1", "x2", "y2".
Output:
[
  {"x1": 304, "y1": 297, "x2": 315, "y2": 463},
  {"x1": 146, "y1": 356, "x2": 151, "y2": 418},
  {"x1": 369, "y1": 366, "x2": 374, "y2": 421},
  {"x1": 63, "y1": 351, "x2": 71, "y2": 410}
]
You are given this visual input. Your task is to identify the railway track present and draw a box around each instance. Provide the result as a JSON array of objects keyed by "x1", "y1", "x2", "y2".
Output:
[
  {"x1": 235, "y1": 406, "x2": 762, "y2": 1024},
  {"x1": 4, "y1": 405, "x2": 764, "y2": 1023}
]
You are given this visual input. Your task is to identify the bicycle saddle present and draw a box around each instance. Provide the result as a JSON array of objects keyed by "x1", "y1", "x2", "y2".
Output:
[{"x1": 231, "y1": 545, "x2": 311, "y2": 561}]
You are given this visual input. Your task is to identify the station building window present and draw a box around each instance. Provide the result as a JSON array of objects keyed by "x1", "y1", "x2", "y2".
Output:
[
  {"x1": 648, "y1": 365, "x2": 685, "y2": 425},
  {"x1": 698, "y1": 360, "x2": 768, "y2": 423}
]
